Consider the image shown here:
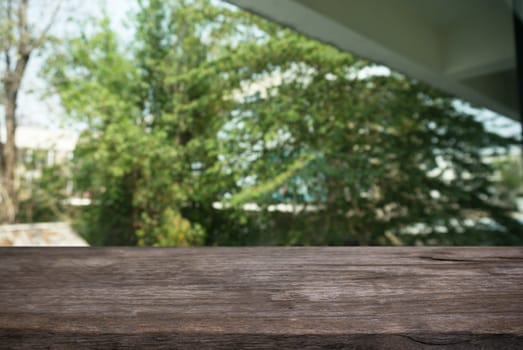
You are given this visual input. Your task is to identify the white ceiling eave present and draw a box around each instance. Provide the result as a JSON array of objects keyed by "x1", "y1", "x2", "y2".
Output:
[{"x1": 226, "y1": 0, "x2": 519, "y2": 120}]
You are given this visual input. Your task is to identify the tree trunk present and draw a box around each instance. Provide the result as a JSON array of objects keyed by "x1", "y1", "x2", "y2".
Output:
[
  {"x1": 2, "y1": 48, "x2": 30, "y2": 223},
  {"x1": 0, "y1": 0, "x2": 31, "y2": 223},
  {"x1": 2, "y1": 78, "x2": 18, "y2": 223}
]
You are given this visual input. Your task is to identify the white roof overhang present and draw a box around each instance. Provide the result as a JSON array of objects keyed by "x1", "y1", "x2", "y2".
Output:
[{"x1": 227, "y1": 0, "x2": 520, "y2": 120}]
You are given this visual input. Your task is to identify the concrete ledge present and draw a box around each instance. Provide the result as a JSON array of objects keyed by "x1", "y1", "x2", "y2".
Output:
[{"x1": 0, "y1": 222, "x2": 88, "y2": 246}]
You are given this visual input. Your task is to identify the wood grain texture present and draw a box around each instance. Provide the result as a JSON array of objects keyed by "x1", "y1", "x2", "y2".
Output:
[{"x1": 0, "y1": 247, "x2": 522, "y2": 349}]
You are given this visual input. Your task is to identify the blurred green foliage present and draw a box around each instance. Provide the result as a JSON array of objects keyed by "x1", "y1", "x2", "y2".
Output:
[
  {"x1": 44, "y1": 0, "x2": 522, "y2": 246},
  {"x1": 17, "y1": 163, "x2": 72, "y2": 223},
  {"x1": 491, "y1": 155, "x2": 523, "y2": 210}
]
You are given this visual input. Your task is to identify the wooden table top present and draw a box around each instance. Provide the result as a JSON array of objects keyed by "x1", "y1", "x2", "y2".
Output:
[{"x1": 1, "y1": 247, "x2": 522, "y2": 349}]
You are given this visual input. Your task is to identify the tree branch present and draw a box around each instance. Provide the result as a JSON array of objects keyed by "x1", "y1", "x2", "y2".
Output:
[
  {"x1": 3, "y1": 0, "x2": 14, "y2": 72},
  {"x1": 17, "y1": 0, "x2": 30, "y2": 55},
  {"x1": 31, "y1": 0, "x2": 63, "y2": 49},
  {"x1": 10, "y1": 0, "x2": 30, "y2": 91}
]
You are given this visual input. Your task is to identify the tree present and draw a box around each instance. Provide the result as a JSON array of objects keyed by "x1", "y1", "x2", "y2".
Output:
[
  {"x1": 46, "y1": 0, "x2": 249, "y2": 245},
  {"x1": 0, "y1": 0, "x2": 61, "y2": 223},
  {"x1": 218, "y1": 27, "x2": 523, "y2": 245},
  {"x1": 46, "y1": 0, "x2": 522, "y2": 246}
]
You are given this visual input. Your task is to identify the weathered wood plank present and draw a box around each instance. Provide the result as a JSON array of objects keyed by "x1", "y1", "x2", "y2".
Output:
[{"x1": 0, "y1": 247, "x2": 522, "y2": 349}]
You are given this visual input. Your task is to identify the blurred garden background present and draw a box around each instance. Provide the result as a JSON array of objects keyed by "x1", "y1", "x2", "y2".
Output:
[{"x1": 1, "y1": 0, "x2": 522, "y2": 246}]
